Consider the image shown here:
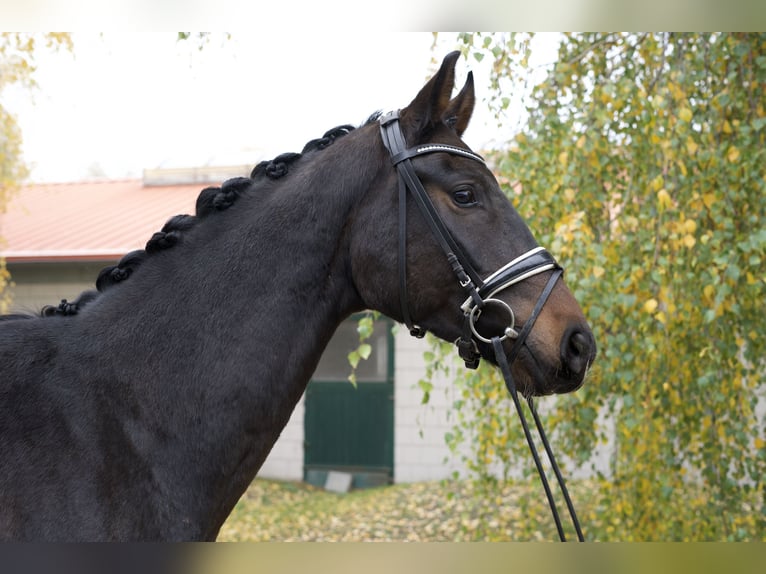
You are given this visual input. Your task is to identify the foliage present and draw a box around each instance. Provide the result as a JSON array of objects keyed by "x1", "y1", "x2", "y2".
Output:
[
  {"x1": 219, "y1": 477, "x2": 764, "y2": 541},
  {"x1": 347, "y1": 311, "x2": 377, "y2": 387},
  {"x1": 0, "y1": 33, "x2": 73, "y2": 313},
  {"x1": 419, "y1": 335, "x2": 527, "y2": 486},
  {"x1": 428, "y1": 32, "x2": 766, "y2": 541}
]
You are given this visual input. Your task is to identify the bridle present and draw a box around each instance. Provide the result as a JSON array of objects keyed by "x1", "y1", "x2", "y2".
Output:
[
  {"x1": 379, "y1": 110, "x2": 584, "y2": 542},
  {"x1": 379, "y1": 111, "x2": 561, "y2": 368}
]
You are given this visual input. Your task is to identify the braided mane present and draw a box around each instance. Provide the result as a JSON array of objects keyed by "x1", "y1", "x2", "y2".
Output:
[{"x1": 10, "y1": 115, "x2": 382, "y2": 320}]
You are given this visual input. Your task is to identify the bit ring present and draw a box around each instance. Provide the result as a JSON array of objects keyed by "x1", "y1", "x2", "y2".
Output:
[{"x1": 468, "y1": 298, "x2": 519, "y2": 344}]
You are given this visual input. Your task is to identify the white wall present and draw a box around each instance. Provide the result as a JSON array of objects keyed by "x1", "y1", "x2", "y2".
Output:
[
  {"x1": 392, "y1": 333, "x2": 468, "y2": 482},
  {"x1": 257, "y1": 396, "x2": 305, "y2": 481},
  {"x1": 258, "y1": 329, "x2": 468, "y2": 483}
]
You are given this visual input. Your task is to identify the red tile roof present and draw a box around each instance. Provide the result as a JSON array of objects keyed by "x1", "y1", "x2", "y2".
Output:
[{"x1": 0, "y1": 179, "x2": 209, "y2": 263}]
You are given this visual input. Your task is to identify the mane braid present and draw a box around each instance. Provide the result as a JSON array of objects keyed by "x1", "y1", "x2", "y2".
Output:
[{"x1": 15, "y1": 115, "x2": 379, "y2": 320}]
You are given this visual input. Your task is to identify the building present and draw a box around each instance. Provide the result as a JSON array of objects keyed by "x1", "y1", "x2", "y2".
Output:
[{"x1": 1, "y1": 171, "x2": 468, "y2": 488}]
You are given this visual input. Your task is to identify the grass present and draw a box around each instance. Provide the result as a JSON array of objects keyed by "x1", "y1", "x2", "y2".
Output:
[
  {"x1": 218, "y1": 478, "x2": 766, "y2": 542},
  {"x1": 219, "y1": 478, "x2": 592, "y2": 542}
]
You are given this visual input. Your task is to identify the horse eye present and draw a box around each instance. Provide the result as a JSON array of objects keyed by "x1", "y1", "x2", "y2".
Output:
[{"x1": 452, "y1": 188, "x2": 477, "y2": 207}]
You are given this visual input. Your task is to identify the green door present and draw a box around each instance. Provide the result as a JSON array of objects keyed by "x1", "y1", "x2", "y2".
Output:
[{"x1": 304, "y1": 317, "x2": 394, "y2": 489}]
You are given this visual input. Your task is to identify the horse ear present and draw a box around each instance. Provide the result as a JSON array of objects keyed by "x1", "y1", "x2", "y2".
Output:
[
  {"x1": 442, "y1": 71, "x2": 475, "y2": 136},
  {"x1": 400, "y1": 51, "x2": 461, "y2": 140}
]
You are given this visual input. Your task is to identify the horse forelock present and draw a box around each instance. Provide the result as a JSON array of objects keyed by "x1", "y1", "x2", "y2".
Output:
[{"x1": 4, "y1": 113, "x2": 383, "y2": 321}]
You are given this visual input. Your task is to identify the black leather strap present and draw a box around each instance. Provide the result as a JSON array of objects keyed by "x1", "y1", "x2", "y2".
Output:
[
  {"x1": 379, "y1": 111, "x2": 486, "y2": 336},
  {"x1": 490, "y1": 267, "x2": 584, "y2": 542},
  {"x1": 394, "y1": 157, "x2": 484, "y2": 289},
  {"x1": 506, "y1": 268, "x2": 562, "y2": 364}
]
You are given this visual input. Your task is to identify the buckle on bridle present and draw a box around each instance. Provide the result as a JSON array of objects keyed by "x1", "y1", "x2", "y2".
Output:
[
  {"x1": 409, "y1": 325, "x2": 426, "y2": 339},
  {"x1": 455, "y1": 335, "x2": 481, "y2": 369}
]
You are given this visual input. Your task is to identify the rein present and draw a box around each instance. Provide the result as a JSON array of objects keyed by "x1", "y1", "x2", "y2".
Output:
[{"x1": 379, "y1": 111, "x2": 584, "y2": 541}]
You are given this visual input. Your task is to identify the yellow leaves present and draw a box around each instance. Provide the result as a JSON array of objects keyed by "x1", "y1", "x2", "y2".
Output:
[
  {"x1": 657, "y1": 188, "x2": 673, "y2": 211},
  {"x1": 576, "y1": 135, "x2": 586, "y2": 149},
  {"x1": 224, "y1": 477, "x2": 579, "y2": 541},
  {"x1": 558, "y1": 151, "x2": 568, "y2": 166},
  {"x1": 686, "y1": 137, "x2": 699, "y2": 156},
  {"x1": 552, "y1": 210, "x2": 593, "y2": 257},
  {"x1": 592, "y1": 266, "x2": 605, "y2": 279},
  {"x1": 726, "y1": 145, "x2": 740, "y2": 163},
  {"x1": 703, "y1": 284, "x2": 715, "y2": 305},
  {"x1": 643, "y1": 298, "x2": 659, "y2": 314},
  {"x1": 678, "y1": 107, "x2": 693, "y2": 123},
  {"x1": 755, "y1": 438, "x2": 766, "y2": 451},
  {"x1": 623, "y1": 215, "x2": 639, "y2": 232},
  {"x1": 642, "y1": 286, "x2": 678, "y2": 327},
  {"x1": 661, "y1": 209, "x2": 698, "y2": 252},
  {"x1": 564, "y1": 188, "x2": 575, "y2": 202}
]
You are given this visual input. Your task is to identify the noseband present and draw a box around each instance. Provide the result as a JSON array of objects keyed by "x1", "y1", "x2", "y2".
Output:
[{"x1": 379, "y1": 111, "x2": 583, "y2": 542}]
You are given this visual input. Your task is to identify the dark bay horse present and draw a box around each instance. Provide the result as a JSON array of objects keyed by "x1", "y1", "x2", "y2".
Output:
[{"x1": 0, "y1": 52, "x2": 596, "y2": 541}]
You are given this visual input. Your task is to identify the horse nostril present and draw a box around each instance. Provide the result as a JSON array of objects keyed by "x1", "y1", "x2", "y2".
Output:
[
  {"x1": 561, "y1": 328, "x2": 595, "y2": 378},
  {"x1": 569, "y1": 331, "x2": 588, "y2": 356}
]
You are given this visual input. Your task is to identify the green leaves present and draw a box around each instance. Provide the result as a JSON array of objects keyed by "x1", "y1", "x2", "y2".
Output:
[
  {"x1": 347, "y1": 344, "x2": 371, "y2": 369},
  {"x1": 346, "y1": 312, "x2": 379, "y2": 387},
  {"x1": 435, "y1": 32, "x2": 766, "y2": 540}
]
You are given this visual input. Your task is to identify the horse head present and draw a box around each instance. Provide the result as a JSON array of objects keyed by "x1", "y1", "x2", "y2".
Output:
[{"x1": 350, "y1": 51, "x2": 596, "y2": 396}]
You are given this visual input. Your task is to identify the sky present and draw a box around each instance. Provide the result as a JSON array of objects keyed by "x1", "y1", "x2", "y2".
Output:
[{"x1": 5, "y1": 32, "x2": 559, "y2": 183}]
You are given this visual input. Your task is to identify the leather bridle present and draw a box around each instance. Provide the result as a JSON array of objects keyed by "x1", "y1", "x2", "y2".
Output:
[
  {"x1": 379, "y1": 110, "x2": 562, "y2": 370},
  {"x1": 379, "y1": 110, "x2": 584, "y2": 541}
]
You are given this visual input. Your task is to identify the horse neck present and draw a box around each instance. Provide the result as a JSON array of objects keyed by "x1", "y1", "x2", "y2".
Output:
[{"x1": 80, "y1": 129, "x2": 383, "y2": 537}]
